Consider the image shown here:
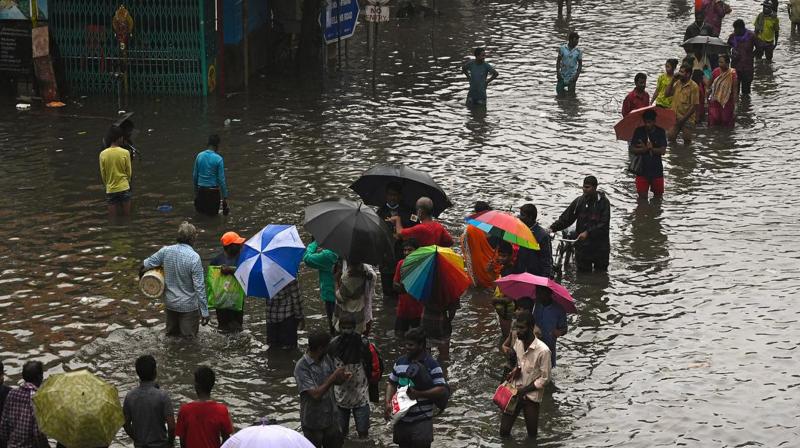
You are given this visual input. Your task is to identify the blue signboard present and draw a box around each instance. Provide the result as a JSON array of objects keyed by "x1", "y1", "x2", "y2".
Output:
[{"x1": 320, "y1": 0, "x2": 360, "y2": 44}]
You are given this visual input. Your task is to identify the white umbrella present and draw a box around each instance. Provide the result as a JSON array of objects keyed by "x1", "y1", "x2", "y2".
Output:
[{"x1": 221, "y1": 425, "x2": 315, "y2": 448}]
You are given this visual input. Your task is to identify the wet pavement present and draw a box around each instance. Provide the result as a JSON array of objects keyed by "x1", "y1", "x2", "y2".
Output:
[{"x1": 1, "y1": 0, "x2": 800, "y2": 446}]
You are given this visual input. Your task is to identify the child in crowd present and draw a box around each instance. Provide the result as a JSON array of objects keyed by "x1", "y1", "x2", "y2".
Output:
[
  {"x1": 393, "y1": 238, "x2": 424, "y2": 338},
  {"x1": 652, "y1": 58, "x2": 680, "y2": 109},
  {"x1": 489, "y1": 241, "x2": 517, "y2": 340}
]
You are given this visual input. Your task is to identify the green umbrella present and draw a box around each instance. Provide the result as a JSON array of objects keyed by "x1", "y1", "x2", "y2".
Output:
[{"x1": 32, "y1": 370, "x2": 124, "y2": 448}]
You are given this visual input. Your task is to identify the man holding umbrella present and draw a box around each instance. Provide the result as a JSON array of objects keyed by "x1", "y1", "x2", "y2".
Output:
[
  {"x1": 630, "y1": 109, "x2": 668, "y2": 200},
  {"x1": 377, "y1": 182, "x2": 415, "y2": 301},
  {"x1": 388, "y1": 197, "x2": 453, "y2": 248}
]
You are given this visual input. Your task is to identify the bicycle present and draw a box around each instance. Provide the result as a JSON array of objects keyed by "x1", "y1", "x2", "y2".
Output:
[{"x1": 552, "y1": 230, "x2": 578, "y2": 281}]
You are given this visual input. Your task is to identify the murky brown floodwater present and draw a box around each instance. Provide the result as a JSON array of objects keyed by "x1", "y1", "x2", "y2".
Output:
[{"x1": 2, "y1": 0, "x2": 800, "y2": 446}]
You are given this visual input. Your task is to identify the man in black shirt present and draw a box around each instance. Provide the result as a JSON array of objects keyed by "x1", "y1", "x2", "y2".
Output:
[
  {"x1": 376, "y1": 182, "x2": 415, "y2": 300},
  {"x1": 684, "y1": 11, "x2": 714, "y2": 53},
  {"x1": 550, "y1": 176, "x2": 611, "y2": 272}
]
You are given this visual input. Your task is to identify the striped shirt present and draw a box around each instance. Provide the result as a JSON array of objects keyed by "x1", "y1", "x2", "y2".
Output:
[
  {"x1": 144, "y1": 244, "x2": 208, "y2": 317},
  {"x1": 388, "y1": 353, "x2": 447, "y2": 423}
]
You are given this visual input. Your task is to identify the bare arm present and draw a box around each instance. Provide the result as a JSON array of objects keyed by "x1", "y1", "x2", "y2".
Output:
[
  {"x1": 305, "y1": 368, "x2": 345, "y2": 400},
  {"x1": 487, "y1": 68, "x2": 499, "y2": 84},
  {"x1": 556, "y1": 52, "x2": 562, "y2": 79},
  {"x1": 166, "y1": 415, "x2": 176, "y2": 446},
  {"x1": 385, "y1": 382, "x2": 397, "y2": 419}
]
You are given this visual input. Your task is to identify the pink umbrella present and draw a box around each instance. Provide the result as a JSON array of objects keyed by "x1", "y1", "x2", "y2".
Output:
[{"x1": 495, "y1": 272, "x2": 577, "y2": 313}]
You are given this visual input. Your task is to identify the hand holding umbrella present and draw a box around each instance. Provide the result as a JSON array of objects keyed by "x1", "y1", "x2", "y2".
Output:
[
  {"x1": 32, "y1": 370, "x2": 125, "y2": 448},
  {"x1": 235, "y1": 225, "x2": 305, "y2": 299},
  {"x1": 400, "y1": 245, "x2": 471, "y2": 303},
  {"x1": 495, "y1": 272, "x2": 577, "y2": 313}
]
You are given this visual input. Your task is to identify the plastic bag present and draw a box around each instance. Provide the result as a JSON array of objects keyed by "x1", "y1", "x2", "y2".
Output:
[
  {"x1": 206, "y1": 266, "x2": 245, "y2": 311},
  {"x1": 390, "y1": 386, "x2": 418, "y2": 426}
]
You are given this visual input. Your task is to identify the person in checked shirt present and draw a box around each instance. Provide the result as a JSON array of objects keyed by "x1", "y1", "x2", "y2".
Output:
[
  {"x1": 0, "y1": 361, "x2": 49, "y2": 448},
  {"x1": 141, "y1": 222, "x2": 209, "y2": 337}
]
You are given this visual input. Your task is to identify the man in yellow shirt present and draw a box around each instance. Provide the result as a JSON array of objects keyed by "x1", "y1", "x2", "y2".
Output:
[
  {"x1": 99, "y1": 126, "x2": 133, "y2": 216},
  {"x1": 754, "y1": 2, "x2": 779, "y2": 61},
  {"x1": 666, "y1": 63, "x2": 700, "y2": 144}
]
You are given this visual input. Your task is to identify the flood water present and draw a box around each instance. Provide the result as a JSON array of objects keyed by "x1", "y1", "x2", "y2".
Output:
[{"x1": 2, "y1": 0, "x2": 800, "y2": 446}]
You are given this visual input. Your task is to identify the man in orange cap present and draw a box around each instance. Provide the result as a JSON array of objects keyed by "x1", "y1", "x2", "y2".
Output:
[{"x1": 208, "y1": 231, "x2": 246, "y2": 332}]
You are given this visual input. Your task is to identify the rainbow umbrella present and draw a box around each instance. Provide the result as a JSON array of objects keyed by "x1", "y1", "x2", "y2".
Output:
[
  {"x1": 400, "y1": 245, "x2": 471, "y2": 302},
  {"x1": 465, "y1": 210, "x2": 539, "y2": 250}
]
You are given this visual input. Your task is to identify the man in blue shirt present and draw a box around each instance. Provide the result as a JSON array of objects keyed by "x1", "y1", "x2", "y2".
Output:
[
  {"x1": 192, "y1": 135, "x2": 229, "y2": 216},
  {"x1": 532, "y1": 286, "x2": 568, "y2": 368},
  {"x1": 141, "y1": 222, "x2": 209, "y2": 336},
  {"x1": 556, "y1": 31, "x2": 583, "y2": 95},
  {"x1": 385, "y1": 327, "x2": 449, "y2": 448},
  {"x1": 462, "y1": 47, "x2": 499, "y2": 106}
]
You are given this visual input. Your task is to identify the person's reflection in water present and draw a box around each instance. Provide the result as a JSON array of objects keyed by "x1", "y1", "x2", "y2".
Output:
[
  {"x1": 465, "y1": 105, "x2": 490, "y2": 146},
  {"x1": 626, "y1": 201, "x2": 669, "y2": 272},
  {"x1": 557, "y1": 0, "x2": 572, "y2": 21}
]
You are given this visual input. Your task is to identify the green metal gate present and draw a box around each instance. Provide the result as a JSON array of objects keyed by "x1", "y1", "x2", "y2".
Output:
[{"x1": 50, "y1": 0, "x2": 217, "y2": 96}]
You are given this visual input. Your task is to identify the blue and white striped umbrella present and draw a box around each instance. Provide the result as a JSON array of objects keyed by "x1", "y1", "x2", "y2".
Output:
[{"x1": 234, "y1": 225, "x2": 305, "y2": 299}]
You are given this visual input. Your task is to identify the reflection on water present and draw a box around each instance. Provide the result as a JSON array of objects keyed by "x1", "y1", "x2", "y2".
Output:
[{"x1": 2, "y1": 0, "x2": 800, "y2": 446}]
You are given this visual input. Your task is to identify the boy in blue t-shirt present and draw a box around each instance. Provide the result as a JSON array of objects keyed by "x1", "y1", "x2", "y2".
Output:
[{"x1": 385, "y1": 328, "x2": 449, "y2": 448}]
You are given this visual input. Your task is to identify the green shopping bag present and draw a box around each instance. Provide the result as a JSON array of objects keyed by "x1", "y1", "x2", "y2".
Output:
[{"x1": 206, "y1": 266, "x2": 245, "y2": 311}]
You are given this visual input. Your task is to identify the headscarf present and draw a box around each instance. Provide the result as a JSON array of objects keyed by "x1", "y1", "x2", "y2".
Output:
[{"x1": 711, "y1": 68, "x2": 736, "y2": 105}]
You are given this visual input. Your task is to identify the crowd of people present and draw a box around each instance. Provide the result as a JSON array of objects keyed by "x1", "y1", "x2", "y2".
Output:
[
  {"x1": 464, "y1": 0, "x2": 795, "y2": 202},
  {"x1": 2, "y1": 167, "x2": 611, "y2": 448}
]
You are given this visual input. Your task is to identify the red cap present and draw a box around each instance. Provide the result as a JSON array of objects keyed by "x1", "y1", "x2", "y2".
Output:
[{"x1": 221, "y1": 231, "x2": 245, "y2": 246}]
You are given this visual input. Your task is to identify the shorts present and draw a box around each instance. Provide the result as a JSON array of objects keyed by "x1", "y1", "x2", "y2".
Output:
[
  {"x1": 635, "y1": 176, "x2": 665, "y2": 195},
  {"x1": 493, "y1": 298, "x2": 515, "y2": 321},
  {"x1": 106, "y1": 189, "x2": 131, "y2": 204},
  {"x1": 194, "y1": 187, "x2": 221, "y2": 216},
  {"x1": 556, "y1": 78, "x2": 576, "y2": 94},
  {"x1": 393, "y1": 418, "x2": 434, "y2": 447},
  {"x1": 421, "y1": 307, "x2": 454, "y2": 345},
  {"x1": 395, "y1": 317, "x2": 421, "y2": 335}
]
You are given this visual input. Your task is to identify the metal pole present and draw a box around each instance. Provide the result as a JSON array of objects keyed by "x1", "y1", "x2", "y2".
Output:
[
  {"x1": 372, "y1": 22, "x2": 378, "y2": 88},
  {"x1": 243, "y1": 0, "x2": 249, "y2": 87},
  {"x1": 337, "y1": 0, "x2": 342, "y2": 71}
]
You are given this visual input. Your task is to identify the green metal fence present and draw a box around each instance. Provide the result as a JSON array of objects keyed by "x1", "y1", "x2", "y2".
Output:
[{"x1": 50, "y1": 0, "x2": 215, "y2": 96}]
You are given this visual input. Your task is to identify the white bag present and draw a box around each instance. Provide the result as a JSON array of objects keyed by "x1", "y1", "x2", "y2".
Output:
[{"x1": 390, "y1": 386, "x2": 418, "y2": 426}]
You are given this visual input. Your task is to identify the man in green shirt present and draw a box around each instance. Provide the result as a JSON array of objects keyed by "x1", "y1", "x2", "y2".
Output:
[
  {"x1": 462, "y1": 47, "x2": 498, "y2": 106},
  {"x1": 303, "y1": 240, "x2": 339, "y2": 334}
]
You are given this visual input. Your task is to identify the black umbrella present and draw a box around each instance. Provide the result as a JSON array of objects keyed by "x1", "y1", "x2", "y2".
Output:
[
  {"x1": 349, "y1": 165, "x2": 453, "y2": 217},
  {"x1": 303, "y1": 198, "x2": 395, "y2": 265}
]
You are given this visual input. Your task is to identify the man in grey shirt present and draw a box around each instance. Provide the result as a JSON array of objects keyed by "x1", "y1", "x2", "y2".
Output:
[
  {"x1": 123, "y1": 355, "x2": 175, "y2": 448},
  {"x1": 141, "y1": 222, "x2": 209, "y2": 336},
  {"x1": 294, "y1": 331, "x2": 350, "y2": 448}
]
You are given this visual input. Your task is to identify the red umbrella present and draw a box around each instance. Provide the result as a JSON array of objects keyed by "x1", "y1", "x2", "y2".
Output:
[
  {"x1": 614, "y1": 105, "x2": 676, "y2": 141},
  {"x1": 494, "y1": 272, "x2": 577, "y2": 313}
]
